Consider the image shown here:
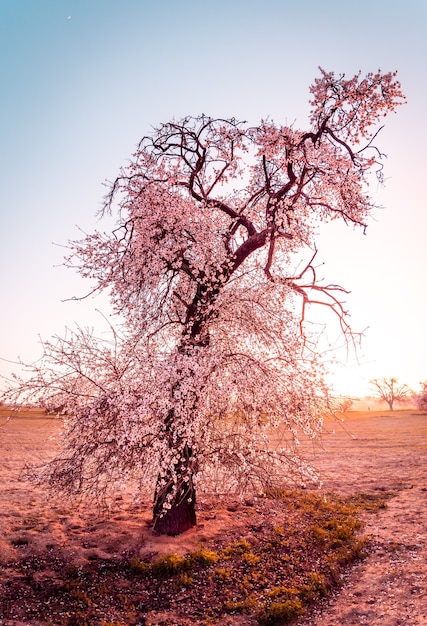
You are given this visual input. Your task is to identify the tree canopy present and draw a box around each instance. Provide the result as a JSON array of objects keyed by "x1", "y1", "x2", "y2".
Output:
[{"x1": 4, "y1": 68, "x2": 405, "y2": 534}]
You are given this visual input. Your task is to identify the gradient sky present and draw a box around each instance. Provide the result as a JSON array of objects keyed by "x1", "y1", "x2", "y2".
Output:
[{"x1": 1, "y1": 0, "x2": 426, "y2": 398}]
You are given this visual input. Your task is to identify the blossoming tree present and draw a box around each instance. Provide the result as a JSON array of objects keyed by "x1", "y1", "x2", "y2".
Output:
[{"x1": 6, "y1": 69, "x2": 404, "y2": 535}]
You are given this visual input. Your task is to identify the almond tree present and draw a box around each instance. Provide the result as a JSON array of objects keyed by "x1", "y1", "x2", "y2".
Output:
[{"x1": 4, "y1": 69, "x2": 404, "y2": 535}]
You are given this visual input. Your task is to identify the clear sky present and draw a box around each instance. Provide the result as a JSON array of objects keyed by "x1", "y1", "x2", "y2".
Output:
[{"x1": 1, "y1": 0, "x2": 426, "y2": 398}]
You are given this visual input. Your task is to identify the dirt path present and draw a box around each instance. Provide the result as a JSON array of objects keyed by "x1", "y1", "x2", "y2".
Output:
[
  {"x1": 296, "y1": 485, "x2": 426, "y2": 625},
  {"x1": 297, "y1": 412, "x2": 427, "y2": 625}
]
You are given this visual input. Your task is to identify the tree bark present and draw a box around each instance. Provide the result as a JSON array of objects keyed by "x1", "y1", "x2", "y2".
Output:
[
  {"x1": 151, "y1": 291, "x2": 214, "y2": 535},
  {"x1": 152, "y1": 444, "x2": 197, "y2": 535}
]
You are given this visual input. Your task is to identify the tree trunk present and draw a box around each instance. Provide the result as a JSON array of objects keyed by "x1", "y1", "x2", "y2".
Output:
[
  {"x1": 152, "y1": 483, "x2": 196, "y2": 536},
  {"x1": 152, "y1": 443, "x2": 197, "y2": 535},
  {"x1": 151, "y1": 295, "x2": 212, "y2": 535}
]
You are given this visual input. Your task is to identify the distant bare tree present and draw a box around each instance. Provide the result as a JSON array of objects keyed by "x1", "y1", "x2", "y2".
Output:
[{"x1": 370, "y1": 377, "x2": 411, "y2": 410}]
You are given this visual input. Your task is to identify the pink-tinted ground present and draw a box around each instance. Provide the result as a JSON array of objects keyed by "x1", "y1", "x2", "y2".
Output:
[
  {"x1": 298, "y1": 410, "x2": 427, "y2": 625},
  {"x1": 0, "y1": 409, "x2": 426, "y2": 624}
]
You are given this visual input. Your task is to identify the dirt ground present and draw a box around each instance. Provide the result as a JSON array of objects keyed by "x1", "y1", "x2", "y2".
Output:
[
  {"x1": 0, "y1": 408, "x2": 426, "y2": 625},
  {"x1": 298, "y1": 410, "x2": 427, "y2": 625}
]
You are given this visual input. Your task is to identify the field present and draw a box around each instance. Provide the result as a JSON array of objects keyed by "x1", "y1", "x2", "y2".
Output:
[{"x1": 0, "y1": 408, "x2": 426, "y2": 625}]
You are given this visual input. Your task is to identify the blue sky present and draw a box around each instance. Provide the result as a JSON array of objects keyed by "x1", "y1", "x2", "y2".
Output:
[{"x1": 1, "y1": 0, "x2": 426, "y2": 397}]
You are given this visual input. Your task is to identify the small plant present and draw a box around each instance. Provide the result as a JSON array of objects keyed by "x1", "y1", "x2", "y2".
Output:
[
  {"x1": 258, "y1": 598, "x2": 305, "y2": 625},
  {"x1": 151, "y1": 553, "x2": 192, "y2": 578},
  {"x1": 306, "y1": 571, "x2": 328, "y2": 595},
  {"x1": 347, "y1": 492, "x2": 393, "y2": 511},
  {"x1": 130, "y1": 548, "x2": 219, "y2": 581},
  {"x1": 222, "y1": 538, "x2": 252, "y2": 558},
  {"x1": 224, "y1": 595, "x2": 259, "y2": 614},
  {"x1": 242, "y1": 551, "x2": 260, "y2": 565},
  {"x1": 129, "y1": 557, "x2": 150, "y2": 576},
  {"x1": 176, "y1": 572, "x2": 194, "y2": 587},
  {"x1": 213, "y1": 567, "x2": 232, "y2": 581},
  {"x1": 266, "y1": 586, "x2": 300, "y2": 600},
  {"x1": 65, "y1": 584, "x2": 93, "y2": 608},
  {"x1": 190, "y1": 547, "x2": 219, "y2": 566},
  {"x1": 299, "y1": 572, "x2": 328, "y2": 602}
]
